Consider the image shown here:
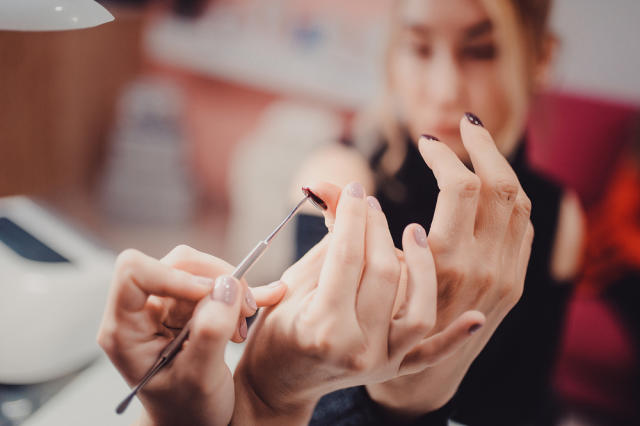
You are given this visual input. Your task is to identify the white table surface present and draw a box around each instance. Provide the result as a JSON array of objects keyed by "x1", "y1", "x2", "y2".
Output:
[{"x1": 24, "y1": 342, "x2": 246, "y2": 426}]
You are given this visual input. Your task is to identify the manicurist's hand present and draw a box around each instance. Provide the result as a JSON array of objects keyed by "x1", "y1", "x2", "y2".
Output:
[
  {"x1": 232, "y1": 182, "x2": 484, "y2": 425},
  {"x1": 97, "y1": 245, "x2": 286, "y2": 426},
  {"x1": 367, "y1": 113, "x2": 536, "y2": 418}
]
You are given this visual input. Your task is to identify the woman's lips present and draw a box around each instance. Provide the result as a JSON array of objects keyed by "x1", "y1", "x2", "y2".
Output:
[{"x1": 426, "y1": 126, "x2": 459, "y2": 139}]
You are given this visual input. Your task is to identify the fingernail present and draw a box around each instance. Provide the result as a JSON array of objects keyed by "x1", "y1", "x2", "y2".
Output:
[
  {"x1": 346, "y1": 182, "x2": 364, "y2": 199},
  {"x1": 465, "y1": 112, "x2": 484, "y2": 127},
  {"x1": 367, "y1": 196, "x2": 381, "y2": 211},
  {"x1": 302, "y1": 186, "x2": 328, "y2": 210},
  {"x1": 212, "y1": 276, "x2": 237, "y2": 305},
  {"x1": 194, "y1": 275, "x2": 214, "y2": 288},
  {"x1": 420, "y1": 134, "x2": 440, "y2": 142},
  {"x1": 245, "y1": 289, "x2": 257, "y2": 311},
  {"x1": 468, "y1": 323, "x2": 482, "y2": 334},
  {"x1": 413, "y1": 225, "x2": 428, "y2": 248},
  {"x1": 239, "y1": 320, "x2": 248, "y2": 339},
  {"x1": 267, "y1": 281, "x2": 283, "y2": 288}
]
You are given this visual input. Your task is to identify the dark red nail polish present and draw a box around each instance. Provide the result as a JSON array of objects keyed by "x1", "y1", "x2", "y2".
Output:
[
  {"x1": 302, "y1": 186, "x2": 328, "y2": 210},
  {"x1": 468, "y1": 323, "x2": 482, "y2": 334},
  {"x1": 420, "y1": 134, "x2": 440, "y2": 142},
  {"x1": 465, "y1": 112, "x2": 484, "y2": 127}
]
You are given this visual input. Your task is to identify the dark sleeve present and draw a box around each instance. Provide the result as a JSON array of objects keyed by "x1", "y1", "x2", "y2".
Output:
[
  {"x1": 295, "y1": 214, "x2": 453, "y2": 426},
  {"x1": 309, "y1": 387, "x2": 453, "y2": 426},
  {"x1": 295, "y1": 213, "x2": 329, "y2": 260}
]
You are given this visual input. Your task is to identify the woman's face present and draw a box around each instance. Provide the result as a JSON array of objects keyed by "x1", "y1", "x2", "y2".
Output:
[{"x1": 390, "y1": 0, "x2": 518, "y2": 162}]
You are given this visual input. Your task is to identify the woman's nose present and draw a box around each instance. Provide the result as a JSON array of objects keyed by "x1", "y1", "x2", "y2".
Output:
[{"x1": 424, "y1": 50, "x2": 463, "y2": 107}]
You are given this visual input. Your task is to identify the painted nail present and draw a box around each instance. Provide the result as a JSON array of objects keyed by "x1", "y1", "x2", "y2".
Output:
[
  {"x1": 414, "y1": 225, "x2": 428, "y2": 248},
  {"x1": 239, "y1": 320, "x2": 248, "y2": 340},
  {"x1": 367, "y1": 196, "x2": 381, "y2": 211},
  {"x1": 302, "y1": 186, "x2": 328, "y2": 210},
  {"x1": 420, "y1": 134, "x2": 440, "y2": 142},
  {"x1": 194, "y1": 275, "x2": 214, "y2": 288},
  {"x1": 212, "y1": 276, "x2": 237, "y2": 305},
  {"x1": 347, "y1": 182, "x2": 364, "y2": 199},
  {"x1": 468, "y1": 323, "x2": 482, "y2": 334},
  {"x1": 245, "y1": 289, "x2": 257, "y2": 311},
  {"x1": 465, "y1": 112, "x2": 484, "y2": 127}
]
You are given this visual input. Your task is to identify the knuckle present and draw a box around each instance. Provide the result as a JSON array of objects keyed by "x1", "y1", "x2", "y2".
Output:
[
  {"x1": 456, "y1": 174, "x2": 482, "y2": 198},
  {"x1": 340, "y1": 341, "x2": 369, "y2": 372},
  {"x1": 525, "y1": 221, "x2": 535, "y2": 243},
  {"x1": 166, "y1": 244, "x2": 193, "y2": 261},
  {"x1": 96, "y1": 328, "x2": 114, "y2": 352},
  {"x1": 514, "y1": 194, "x2": 532, "y2": 218},
  {"x1": 192, "y1": 315, "x2": 228, "y2": 342},
  {"x1": 343, "y1": 353, "x2": 367, "y2": 373},
  {"x1": 406, "y1": 316, "x2": 435, "y2": 337},
  {"x1": 438, "y1": 261, "x2": 466, "y2": 283},
  {"x1": 477, "y1": 265, "x2": 498, "y2": 289},
  {"x1": 426, "y1": 233, "x2": 449, "y2": 255},
  {"x1": 334, "y1": 243, "x2": 363, "y2": 269},
  {"x1": 114, "y1": 249, "x2": 144, "y2": 280},
  {"x1": 500, "y1": 281, "x2": 523, "y2": 307},
  {"x1": 369, "y1": 257, "x2": 401, "y2": 284},
  {"x1": 490, "y1": 179, "x2": 519, "y2": 205},
  {"x1": 295, "y1": 317, "x2": 332, "y2": 356}
]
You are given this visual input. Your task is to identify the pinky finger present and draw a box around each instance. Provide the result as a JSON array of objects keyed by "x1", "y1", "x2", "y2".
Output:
[{"x1": 400, "y1": 310, "x2": 485, "y2": 375}]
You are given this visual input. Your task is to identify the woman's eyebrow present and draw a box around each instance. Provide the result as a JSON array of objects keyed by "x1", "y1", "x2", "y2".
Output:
[{"x1": 464, "y1": 19, "x2": 493, "y2": 40}]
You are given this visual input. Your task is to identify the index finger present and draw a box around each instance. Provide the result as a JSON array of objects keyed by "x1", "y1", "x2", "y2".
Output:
[
  {"x1": 459, "y1": 114, "x2": 523, "y2": 243},
  {"x1": 313, "y1": 182, "x2": 368, "y2": 312},
  {"x1": 109, "y1": 249, "x2": 213, "y2": 314}
]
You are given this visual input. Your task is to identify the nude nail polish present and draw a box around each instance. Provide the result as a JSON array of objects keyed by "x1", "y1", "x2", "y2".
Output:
[
  {"x1": 469, "y1": 323, "x2": 482, "y2": 334},
  {"x1": 367, "y1": 196, "x2": 382, "y2": 211},
  {"x1": 239, "y1": 320, "x2": 248, "y2": 339},
  {"x1": 465, "y1": 112, "x2": 484, "y2": 127},
  {"x1": 212, "y1": 276, "x2": 237, "y2": 305},
  {"x1": 347, "y1": 182, "x2": 364, "y2": 199},
  {"x1": 420, "y1": 134, "x2": 440, "y2": 142},
  {"x1": 302, "y1": 186, "x2": 328, "y2": 210},
  {"x1": 245, "y1": 289, "x2": 257, "y2": 311},
  {"x1": 414, "y1": 225, "x2": 428, "y2": 248}
]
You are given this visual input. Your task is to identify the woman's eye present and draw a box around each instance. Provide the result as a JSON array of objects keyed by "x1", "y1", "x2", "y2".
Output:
[
  {"x1": 409, "y1": 42, "x2": 432, "y2": 59},
  {"x1": 462, "y1": 44, "x2": 497, "y2": 60}
]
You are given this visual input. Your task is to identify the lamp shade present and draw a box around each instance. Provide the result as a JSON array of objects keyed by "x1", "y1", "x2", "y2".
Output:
[{"x1": 0, "y1": 0, "x2": 114, "y2": 31}]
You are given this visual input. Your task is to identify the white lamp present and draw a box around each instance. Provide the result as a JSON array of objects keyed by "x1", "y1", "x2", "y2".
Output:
[{"x1": 0, "y1": 0, "x2": 114, "y2": 31}]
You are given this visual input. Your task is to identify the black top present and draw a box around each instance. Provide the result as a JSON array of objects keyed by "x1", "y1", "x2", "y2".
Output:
[{"x1": 295, "y1": 136, "x2": 570, "y2": 425}]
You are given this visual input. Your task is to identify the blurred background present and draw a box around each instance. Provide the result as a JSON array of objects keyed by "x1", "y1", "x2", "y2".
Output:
[{"x1": 0, "y1": 0, "x2": 638, "y2": 425}]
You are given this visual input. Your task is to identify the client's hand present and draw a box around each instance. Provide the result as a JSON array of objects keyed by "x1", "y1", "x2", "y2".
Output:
[
  {"x1": 232, "y1": 182, "x2": 484, "y2": 425},
  {"x1": 97, "y1": 245, "x2": 286, "y2": 426},
  {"x1": 367, "y1": 114, "x2": 535, "y2": 418}
]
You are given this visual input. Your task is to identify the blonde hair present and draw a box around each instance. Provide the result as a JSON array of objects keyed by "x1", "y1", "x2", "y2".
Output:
[{"x1": 353, "y1": 0, "x2": 554, "y2": 177}]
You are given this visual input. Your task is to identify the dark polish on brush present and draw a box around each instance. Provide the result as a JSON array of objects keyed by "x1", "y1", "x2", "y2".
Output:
[
  {"x1": 468, "y1": 323, "x2": 482, "y2": 334},
  {"x1": 421, "y1": 134, "x2": 440, "y2": 142},
  {"x1": 302, "y1": 186, "x2": 328, "y2": 210},
  {"x1": 465, "y1": 112, "x2": 484, "y2": 127}
]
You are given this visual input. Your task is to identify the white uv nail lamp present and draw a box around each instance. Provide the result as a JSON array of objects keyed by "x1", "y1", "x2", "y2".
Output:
[{"x1": 0, "y1": 197, "x2": 114, "y2": 384}]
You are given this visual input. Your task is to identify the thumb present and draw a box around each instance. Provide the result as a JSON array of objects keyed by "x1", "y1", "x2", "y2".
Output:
[{"x1": 180, "y1": 275, "x2": 243, "y2": 372}]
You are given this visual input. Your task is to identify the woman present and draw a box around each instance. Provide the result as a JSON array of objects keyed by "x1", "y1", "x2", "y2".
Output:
[
  {"x1": 291, "y1": 0, "x2": 584, "y2": 424},
  {"x1": 99, "y1": 116, "x2": 529, "y2": 425},
  {"x1": 99, "y1": 0, "x2": 581, "y2": 424},
  {"x1": 98, "y1": 173, "x2": 494, "y2": 426}
]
